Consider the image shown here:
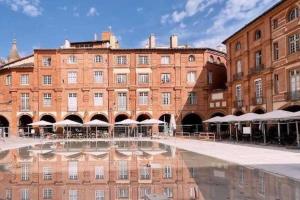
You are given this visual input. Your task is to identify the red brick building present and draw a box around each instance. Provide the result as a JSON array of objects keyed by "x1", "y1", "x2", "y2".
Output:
[
  {"x1": 0, "y1": 32, "x2": 227, "y2": 136},
  {"x1": 223, "y1": 0, "x2": 300, "y2": 115}
]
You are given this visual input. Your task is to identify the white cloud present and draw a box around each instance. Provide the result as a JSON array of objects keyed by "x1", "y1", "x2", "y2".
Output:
[
  {"x1": 161, "y1": 14, "x2": 170, "y2": 24},
  {"x1": 0, "y1": 0, "x2": 42, "y2": 17},
  {"x1": 87, "y1": 7, "x2": 99, "y2": 17}
]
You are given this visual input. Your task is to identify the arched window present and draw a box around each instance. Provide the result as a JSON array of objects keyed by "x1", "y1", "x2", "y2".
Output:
[
  {"x1": 216, "y1": 57, "x2": 221, "y2": 64},
  {"x1": 255, "y1": 30, "x2": 262, "y2": 40},
  {"x1": 188, "y1": 55, "x2": 195, "y2": 62},
  {"x1": 208, "y1": 55, "x2": 214, "y2": 63},
  {"x1": 94, "y1": 55, "x2": 103, "y2": 63},
  {"x1": 288, "y1": 7, "x2": 299, "y2": 22},
  {"x1": 235, "y1": 42, "x2": 241, "y2": 51}
]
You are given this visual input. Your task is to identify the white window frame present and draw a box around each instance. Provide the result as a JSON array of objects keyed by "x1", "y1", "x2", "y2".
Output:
[
  {"x1": 20, "y1": 74, "x2": 29, "y2": 85},
  {"x1": 21, "y1": 93, "x2": 30, "y2": 111},
  {"x1": 43, "y1": 188, "x2": 53, "y2": 199},
  {"x1": 116, "y1": 73, "x2": 127, "y2": 84},
  {"x1": 117, "y1": 187, "x2": 129, "y2": 199},
  {"x1": 138, "y1": 92, "x2": 148, "y2": 105},
  {"x1": 138, "y1": 55, "x2": 149, "y2": 65},
  {"x1": 161, "y1": 73, "x2": 170, "y2": 83},
  {"x1": 288, "y1": 34, "x2": 300, "y2": 54},
  {"x1": 43, "y1": 75, "x2": 52, "y2": 85},
  {"x1": 236, "y1": 84, "x2": 242, "y2": 101},
  {"x1": 43, "y1": 167, "x2": 52, "y2": 180},
  {"x1": 94, "y1": 71, "x2": 104, "y2": 83},
  {"x1": 188, "y1": 55, "x2": 195, "y2": 62},
  {"x1": 138, "y1": 73, "x2": 149, "y2": 84},
  {"x1": 163, "y1": 187, "x2": 173, "y2": 198},
  {"x1": 95, "y1": 190, "x2": 105, "y2": 200},
  {"x1": 255, "y1": 50, "x2": 262, "y2": 67},
  {"x1": 68, "y1": 161, "x2": 78, "y2": 180},
  {"x1": 94, "y1": 93, "x2": 103, "y2": 106},
  {"x1": 118, "y1": 160, "x2": 128, "y2": 180},
  {"x1": 68, "y1": 71, "x2": 77, "y2": 84},
  {"x1": 95, "y1": 166, "x2": 104, "y2": 179},
  {"x1": 255, "y1": 79, "x2": 263, "y2": 98},
  {"x1": 161, "y1": 56, "x2": 170, "y2": 64},
  {"x1": 273, "y1": 42, "x2": 279, "y2": 60},
  {"x1": 21, "y1": 188, "x2": 29, "y2": 200},
  {"x1": 68, "y1": 55, "x2": 77, "y2": 64},
  {"x1": 69, "y1": 190, "x2": 78, "y2": 200},
  {"x1": 139, "y1": 187, "x2": 151, "y2": 199},
  {"x1": 21, "y1": 163, "x2": 30, "y2": 181},
  {"x1": 94, "y1": 55, "x2": 103, "y2": 63},
  {"x1": 117, "y1": 92, "x2": 127, "y2": 111},
  {"x1": 42, "y1": 57, "x2": 51, "y2": 67},
  {"x1": 188, "y1": 92, "x2": 197, "y2": 105},
  {"x1": 43, "y1": 93, "x2": 52, "y2": 107},
  {"x1": 6, "y1": 74, "x2": 12, "y2": 85},
  {"x1": 187, "y1": 71, "x2": 196, "y2": 83},
  {"x1": 68, "y1": 93, "x2": 77, "y2": 112},
  {"x1": 139, "y1": 165, "x2": 151, "y2": 180},
  {"x1": 116, "y1": 56, "x2": 127, "y2": 65},
  {"x1": 6, "y1": 189, "x2": 12, "y2": 200},
  {"x1": 163, "y1": 165, "x2": 172, "y2": 179}
]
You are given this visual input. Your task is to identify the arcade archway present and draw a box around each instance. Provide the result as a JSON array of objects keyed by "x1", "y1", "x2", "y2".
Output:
[
  {"x1": 181, "y1": 113, "x2": 203, "y2": 133},
  {"x1": 91, "y1": 114, "x2": 109, "y2": 122},
  {"x1": 64, "y1": 114, "x2": 83, "y2": 123},
  {"x1": 114, "y1": 114, "x2": 129, "y2": 137},
  {"x1": 0, "y1": 115, "x2": 9, "y2": 137},
  {"x1": 158, "y1": 114, "x2": 171, "y2": 133}
]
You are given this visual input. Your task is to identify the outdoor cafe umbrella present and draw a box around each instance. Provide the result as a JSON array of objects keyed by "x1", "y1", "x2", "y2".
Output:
[
  {"x1": 139, "y1": 119, "x2": 166, "y2": 137},
  {"x1": 84, "y1": 119, "x2": 111, "y2": 138},
  {"x1": 115, "y1": 119, "x2": 139, "y2": 137},
  {"x1": 53, "y1": 119, "x2": 82, "y2": 139},
  {"x1": 28, "y1": 120, "x2": 53, "y2": 126}
]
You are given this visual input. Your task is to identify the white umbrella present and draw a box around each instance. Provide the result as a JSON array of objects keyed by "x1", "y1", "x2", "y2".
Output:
[
  {"x1": 28, "y1": 120, "x2": 53, "y2": 126},
  {"x1": 139, "y1": 119, "x2": 166, "y2": 124},
  {"x1": 53, "y1": 119, "x2": 82, "y2": 127},
  {"x1": 255, "y1": 110, "x2": 293, "y2": 121},
  {"x1": 84, "y1": 119, "x2": 110, "y2": 127},
  {"x1": 237, "y1": 113, "x2": 261, "y2": 122},
  {"x1": 115, "y1": 119, "x2": 139, "y2": 125},
  {"x1": 203, "y1": 116, "x2": 223, "y2": 123}
]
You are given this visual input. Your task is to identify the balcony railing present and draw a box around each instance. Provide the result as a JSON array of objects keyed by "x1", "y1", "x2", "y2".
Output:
[
  {"x1": 234, "y1": 100, "x2": 243, "y2": 108},
  {"x1": 233, "y1": 72, "x2": 243, "y2": 81},
  {"x1": 249, "y1": 64, "x2": 265, "y2": 75},
  {"x1": 252, "y1": 96, "x2": 264, "y2": 105},
  {"x1": 287, "y1": 90, "x2": 300, "y2": 101},
  {"x1": 20, "y1": 105, "x2": 30, "y2": 112}
]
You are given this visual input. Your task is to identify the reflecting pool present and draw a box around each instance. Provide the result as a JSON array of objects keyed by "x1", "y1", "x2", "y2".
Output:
[{"x1": 0, "y1": 141, "x2": 299, "y2": 200}]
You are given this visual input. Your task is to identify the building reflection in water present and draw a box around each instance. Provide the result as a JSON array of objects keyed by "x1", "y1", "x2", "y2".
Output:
[{"x1": 0, "y1": 141, "x2": 299, "y2": 200}]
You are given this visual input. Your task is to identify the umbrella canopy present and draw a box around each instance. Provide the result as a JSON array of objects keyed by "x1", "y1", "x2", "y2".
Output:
[
  {"x1": 28, "y1": 120, "x2": 53, "y2": 126},
  {"x1": 219, "y1": 115, "x2": 239, "y2": 123},
  {"x1": 255, "y1": 110, "x2": 293, "y2": 121},
  {"x1": 139, "y1": 119, "x2": 166, "y2": 124},
  {"x1": 237, "y1": 113, "x2": 261, "y2": 122},
  {"x1": 287, "y1": 111, "x2": 300, "y2": 120},
  {"x1": 84, "y1": 119, "x2": 110, "y2": 127},
  {"x1": 53, "y1": 119, "x2": 82, "y2": 127},
  {"x1": 115, "y1": 119, "x2": 139, "y2": 125},
  {"x1": 203, "y1": 116, "x2": 224, "y2": 123}
]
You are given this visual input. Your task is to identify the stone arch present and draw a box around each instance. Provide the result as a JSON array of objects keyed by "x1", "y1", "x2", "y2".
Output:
[
  {"x1": 19, "y1": 114, "x2": 33, "y2": 128},
  {"x1": 208, "y1": 110, "x2": 226, "y2": 118},
  {"x1": 233, "y1": 110, "x2": 245, "y2": 116},
  {"x1": 252, "y1": 107, "x2": 266, "y2": 114},
  {"x1": 136, "y1": 113, "x2": 151, "y2": 122},
  {"x1": 64, "y1": 114, "x2": 83, "y2": 123},
  {"x1": 181, "y1": 113, "x2": 203, "y2": 133},
  {"x1": 40, "y1": 114, "x2": 56, "y2": 123},
  {"x1": 158, "y1": 114, "x2": 171, "y2": 133},
  {"x1": 282, "y1": 105, "x2": 300, "y2": 112},
  {"x1": 90, "y1": 113, "x2": 109, "y2": 122},
  {"x1": 115, "y1": 114, "x2": 129, "y2": 123}
]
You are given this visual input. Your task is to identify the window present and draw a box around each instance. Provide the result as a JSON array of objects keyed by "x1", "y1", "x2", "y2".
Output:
[
  {"x1": 138, "y1": 92, "x2": 148, "y2": 105},
  {"x1": 116, "y1": 56, "x2": 127, "y2": 64},
  {"x1": 117, "y1": 93, "x2": 127, "y2": 111},
  {"x1": 43, "y1": 75, "x2": 52, "y2": 85},
  {"x1": 239, "y1": 167, "x2": 244, "y2": 185},
  {"x1": 273, "y1": 19, "x2": 278, "y2": 29},
  {"x1": 95, "y1": 190, "x2": 105, "y2": 200},
  {"x1": 162, "y1": 92, "x2": 171, "y2": 105},
  {"x1": 43, "y1": 167, "x2": 52, "y2": 180},
  {"x1": 255, "y1": 79, "x2": 263, "y2": 98},
  {"x1": 190, "y1": 187, "x2": 197, "y2": 199},
  {"x1": 68, "y1": 72, "x2": 77, "y2": 84},
  {"x1": 116, "y1": 73, "x2": 127, "y2": 84},
  {"x1": 255, "y1": 50, "x2": 262, "y2": 68},
  {"x1": 216, "y1": 57, "x2": 221, "y2": 64},
  {"x1": 68, "y1": 55, "x2": 77, "y2": 64},
  {"x1": 117, "y1": 187, "x2": 129, "y2": 199},
  {"x1": 43, "y1": 93, "x2": 52, "y2": 107},
  {"x1": 188, "y1": 55, "x2": 195, "y2": 62},
  {"x1": 6, "y1": 189, "x2": 12, "y2": 200},
  {"x1": 20, "y1": 74, "x2": 29, "y2": 85},
  {"x1": 208, "y1": 71, "x2": 213, "y2": 84},
  {"x1": 208, "y1": 55, "x2": 214, "y2": 63},
  {"x1": 68, "y1": 161, "x2": 78, "y2": 180},
  {"x1": 94, "y1": 55, "x2": 103, "y2": 63},
  {"x1": 163, "y1": 187, "x2": 173, "y2": 198},
  {"x1": 163, "y1": 165, "x2": 172, "y2": 179},
  {"x1": 161, "y1": 56, "x2": 170, "y2": 64},
  {"x1": 189, "y1": 167, "x2": 196, "y2": 178},
  {"x1": 21, "y1": 188, "x2": 29, "y2": 200},
  {"x1": 118, "y1": 160, "x2": 128, "y2": 180},
  {"x1": 274, "y1": 74, "x2": 279, "y2": 94},
  {"x1": 94, "y1": 71, "x2": 104, "y2": 83},
  {"x1": 254, "y1": 30, "x2": 262, "y2": 40},
  {"x1": 138, "y1": 73, "x2": 149, "y2": 84},
  {"x1": 94, "y1": 93, "x2": 103, "y2": 106},
  {"x1": 161, "y1": 73, "x2": 170, "y2": 83},
  {"x1": 258, "y1": 172, "x2": 265, "y2": 195},
  {"x1": 236, "y1": 85, "x2": 242, "y2": 101},
  {"x1": 139, "y1": 187, "x2": 151, "y2": 199},
  {"x1": 138, "y1": 55, "x2": 149, "y2": 64},
  {"x1": 21, "y1": 93, "x2": 30, "y2": 111},
  {"x1": 69, "y1": 190, "x2": 78, "y2": 200},
  {"x1": 289, "y1": 69, "x2": 300, "y2": 99},
  {"x1": 140, "y1": 165, "x2": 151, "y2": 180},
  {"x1": 43, "y1": 188, "x2": 53, "y2": 199},
  {"x1": 235, "y1": 42, "x2": 241, "y2": 51},
  {"x1": 68, "y1": 93, "x2": 77, "y2": 112},
  {"x1": 95, "y1": 166, "x2": 104, "y2": 179},
  {"x1": 237, "y1": 60, "x2": 242, "y2": 73},
  {"x1": 42, "y1": 57, "x2": 51, "y2": 66},
  {"x1": 273, "y1": 42, "x2": 279, "y2": 60},
  {"x1": 6, "y1": 75, "x2": 12, "y2": 85},
  {"x1": 187, "y1": 92, "x2": 197, "y2": 105},
  {"x1": 288, "y1": 34, "x2": 300, "y2": 54},
  {"x1": 288, "y1": 7, "x2": 299, "y2": 22},
  {"x1": 187, "y1": 71, "x2": 196, "y2": 83}
]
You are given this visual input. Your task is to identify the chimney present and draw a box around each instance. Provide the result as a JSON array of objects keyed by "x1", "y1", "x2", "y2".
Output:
[
  {"x1": 170, "y1": 34, "x2": 178, "y2": 48},
  {"x1": 149, "y1": 34, "x2": 156, "y2": 48}
]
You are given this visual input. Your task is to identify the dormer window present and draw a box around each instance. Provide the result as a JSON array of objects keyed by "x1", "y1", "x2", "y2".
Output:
[
  {"x1": 188, "y1": 55, "x2": 195, "y2": 62},
  {"x1": 288, "y1": 7, "x2": 299, "y2": 22},
  {"x1": 255, "y1": 30, "x2": 262, "y2": 40},
  {"x1": 235, "y1": 42, "x2": 241, "y2": 51}
]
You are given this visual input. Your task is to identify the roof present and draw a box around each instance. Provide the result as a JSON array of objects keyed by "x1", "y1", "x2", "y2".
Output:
[
  {"x1": 70, "y1": 40, "x2": 110, "y2": 45},
  {"x1": 0, "y1": 55, "x2": 34, "y2": 71},
  {"x1": 222, "y1": 0, "x2": 284, "y2": 44}
]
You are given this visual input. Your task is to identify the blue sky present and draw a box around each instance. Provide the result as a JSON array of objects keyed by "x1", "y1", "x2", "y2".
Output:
[{"x1": 0, "y1": 0, "x2": 280, "y2": 59}]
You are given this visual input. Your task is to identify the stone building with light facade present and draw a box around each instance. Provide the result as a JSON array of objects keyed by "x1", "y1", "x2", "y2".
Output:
[{"x1": 0, "y1": 32, "x2": 227, "y2": 136}]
